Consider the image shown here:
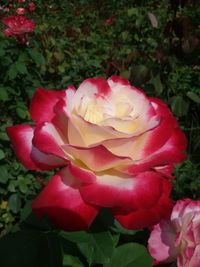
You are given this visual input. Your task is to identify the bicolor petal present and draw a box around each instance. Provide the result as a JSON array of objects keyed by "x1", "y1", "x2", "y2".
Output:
[
  {"x1": 29, "y1": 88, "x2": 65, "y2": 123},
  {"x1": 6, "y1": 125, "x2": 66, "y2": 170},
  {"x1": 32, "y1": 167, "x2": 99, "y2": 231},
  {"x1": 79, "y1": 171, "x2": 172, "y2": 211}
]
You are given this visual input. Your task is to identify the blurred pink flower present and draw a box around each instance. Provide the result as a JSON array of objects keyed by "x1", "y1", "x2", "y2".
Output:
[
  {"x1": 148, "y1": 199, "x2": 200, "y2": 267},
  {"x1": 28, "y1": 2, "x2": 36, "y2": 12},
  {"x1": 0, "y1": 6, "x2": 10, "y2": 12}
]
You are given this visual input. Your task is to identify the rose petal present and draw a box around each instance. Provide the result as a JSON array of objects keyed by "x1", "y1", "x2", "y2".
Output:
[
  {"x1": 32, "y1": 167, "x2": 99, "y2": 231},
  {"x1": 68, "y1": 162, "x2": 96, "y2": 184},
  {"x1": 108, "y1": 75, "x2": 130, "y2": 87},
  {"x1": 62, "y1": 144, "x2": 131, "y2": 171},
  {"x1": 184, "y1": 244, "x2": 200, "y2": 267},
  {"x1": 79, "y1": 170, "x2": 172, "y2": 211},
  {"x1": 6, "y1": 125, "x2": 38, "y2": 169},
  {"x1": 68, "y1": 114, "x2": 133, "y2": 147},
  {"x1": 6, "y1": 125, "x2": 66, "y2": 170},
  {"x1": 33, "y1": 122, "x2": 67, "y2": 158},
  {"x1": 113, "y1": 180, "x2": 173, "y2": 229},
  {"x1": 148, "y1": 220, "x2": 178, "y2": 263},
  {"x1": 29, "y1": 88, "x2": 65, "y2": 123}
]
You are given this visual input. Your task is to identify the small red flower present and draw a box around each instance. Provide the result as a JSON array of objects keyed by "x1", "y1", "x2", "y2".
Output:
[
  {"x1": 15, "y1": 7, "x2": 26, "y2": 15},
  {"x1": 28, "y1": 2, "x2": 36, "y2": 12},
  {"x1": 104, "y1": 16, "x2": 115, "y2": 26},
  {"x1": 18, "y1": 0, "x2": 26, "y2": 3}
]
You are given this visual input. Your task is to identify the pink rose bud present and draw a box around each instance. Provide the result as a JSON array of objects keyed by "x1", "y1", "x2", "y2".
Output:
[
  {"x1": 17, "y1": 34, "x2": 27, "y2": 44},
  {"x1": 28, "y1": 2, "x2": 35, "y2": 12},
  {"x1": 18, "y1": 0, "x2": 26, "y2": 3}
]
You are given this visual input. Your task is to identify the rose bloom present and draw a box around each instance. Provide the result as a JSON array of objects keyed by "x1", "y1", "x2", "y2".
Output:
[
  {"x1": 28, "y1": 2, "x2": 36, "y2": 12},
  {"x1": 7, "y1": 76, "x2": 186, "y2": 231},
  {"x1": 2, "y1": 15, "x2": 35, "y2": 37},
  {"x1": 148, "y1": 199, "x2": 200, "y2": 267}
]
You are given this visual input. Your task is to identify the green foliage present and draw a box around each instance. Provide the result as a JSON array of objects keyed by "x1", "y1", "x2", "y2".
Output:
[{"x1": 173, "y1": 160, "x2": 200, "y2": 200}]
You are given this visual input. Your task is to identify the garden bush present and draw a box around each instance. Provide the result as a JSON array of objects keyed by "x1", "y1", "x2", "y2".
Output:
[{"x1": 0, "y1": 0, "x2": 199, "y2": 266}]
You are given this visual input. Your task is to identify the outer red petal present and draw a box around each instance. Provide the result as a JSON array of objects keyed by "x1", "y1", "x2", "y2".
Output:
[
  {"x1": 32, "y1": 122, "x2": 67, "y2": 158},
  {"x1": 108, "y1": 75, "x2": 130, "y2": 86},
  {"x1": 29, "y1": 88, "x2": 65, "y2": 123},
  {"x1": 112, "y1": 176, "x2": 173, "y2": 229},
  {"x1": 31, "y1": 168, "x2": 99, "y2": 231},
  {"x1": 6, "y1": 125, "x2": 38, "y2": 169},
  {"x1": 68, "y1": 162, "x2": 96, "y2": 184},
  {"x1": 79, "y1": 170, "x2": 172, "y2": 211},
  {"x1": 124, "y1": 128, "x2": 187, "y2": 175},
  {"x1": 6, "y1": 125, "x2": 66, "y2": 170},
  {"x1": 143, "y1": 97, "x2": 186, "y2": 156}
]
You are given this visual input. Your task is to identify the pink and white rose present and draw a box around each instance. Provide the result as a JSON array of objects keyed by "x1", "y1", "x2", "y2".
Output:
[
  {"x1": 148, "y1": 199, "x2": 200, "y2": 267},
  {"x1": 7, "y1": 76, "x2": 186, "y2": 231}
]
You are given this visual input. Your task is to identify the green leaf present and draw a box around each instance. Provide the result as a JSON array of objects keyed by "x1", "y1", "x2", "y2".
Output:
[
  {"x1": 20, "y1": 201, "x2": 32, "y2": 222},
  {"x1": 16, "y1": 62, "x2": 28, "y2": 74},
  {"x1": 0, "y1": 149, "x2": 5, "y2": 160},
  {"x1": 186, "y1": 91, "x2": 200, "y2": 103},
  {"x1": 151, "y1": 74, "x2": 163, "y2": 95},
  {"x1": 8, "y1": 180, "x2": 17, "y2": 192},
  {"x1": 131, "y1": 65, "x2": 151, "y2": 86},
  {"x1": 8, "y1": 193, "x2": 21, "y2": 213},
  {"x1": 104, "y1": 243, "x2": 153, "y2": 267},
  {"x1": 63, "y1": 255, "x2": 84, "y2": 267},
  {"x1": 120, "y1": 70, "x2": 131, "y2": 79},
  {"x1": 29, "y1": 49, "x2": 46, "y2": 65},
  {"x1": 0, "y1": 131, "x2": 9, "y2": 141},
  {"x1": 0, "y1": 88, "x2": 9, "y2": 101},
  {"x1": 0, "y1": 165, "x2": 10, "y2": 184},
  {"x1": 0, "y1": 47, "x2": 5, "y2": 57},
  {"x1": 18, "y1": 179, "x2": 28, "y2": 193},
  {"x1": 0, "y1": 230, "x2": 62, "y2": 267},
  {"x1": 111, "y1": 220, "x2": 139, "y2": 236},
  {"x1": 61, "y1": 231, "x2": 115, "y2": 265},
  {"x1": 8, "y1": 64, "x2": 18, "y2": 79},
  {"x1": 171, "y1": 96, "x2": 189, "y2": 117},
  {"x1": 127, "y1": 8, "x2": 138, "y2": 17}
]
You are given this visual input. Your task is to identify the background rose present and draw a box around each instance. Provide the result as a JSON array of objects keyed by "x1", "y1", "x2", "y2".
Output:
[
  {"x1": 7, "y1": 75, "x2": 186, "y2": 231},
  {"x1": 2, "y1": 15, "x2": 35, "y2": 36},
  {"x1": 148, "y1": 199, "x2": 200, "y2": 267}
]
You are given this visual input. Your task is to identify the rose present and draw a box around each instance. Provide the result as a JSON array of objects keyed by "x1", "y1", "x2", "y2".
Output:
[
  {"x1": 2, "y1": 15, "x2": 35, "y2": 37},
  {"x1": 148, "y1": 199, "x2": 200, "y2": 267},
  {"x1": 7, "y1": 76, "x2": 186, "y2": 231}
]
